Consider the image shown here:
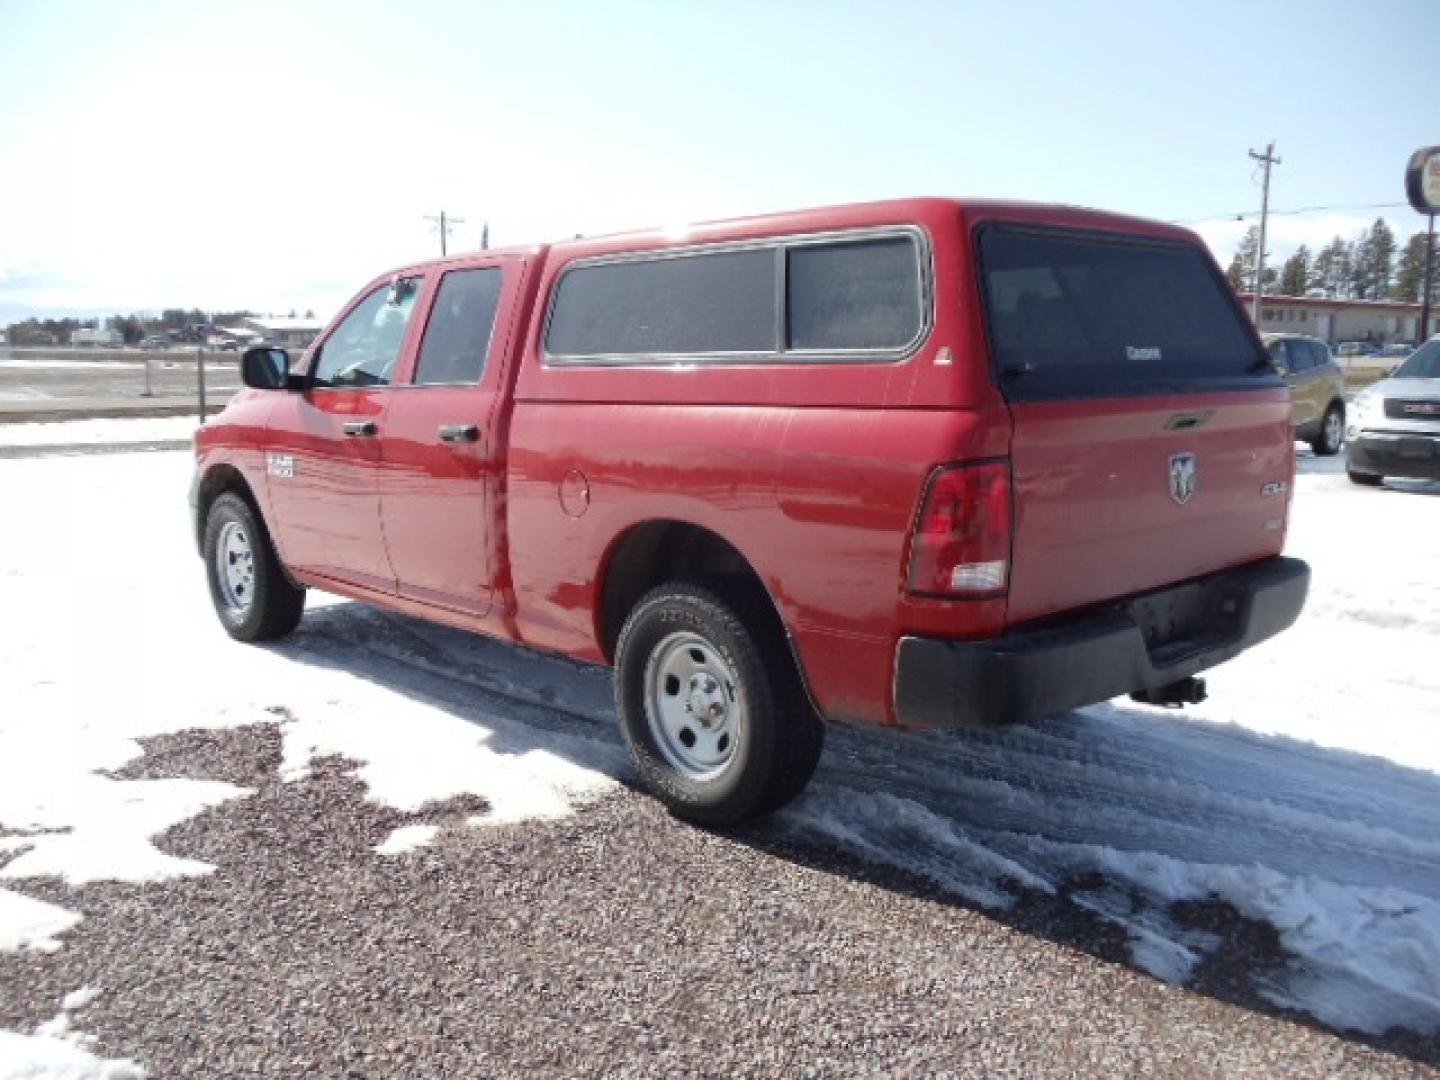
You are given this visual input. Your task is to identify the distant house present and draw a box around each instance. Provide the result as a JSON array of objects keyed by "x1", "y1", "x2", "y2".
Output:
[
  {"x1": 1235, "y1": 292, "x2": 1426, "y2": 348},
  {"x1": 72, "y1": 326, "x2": 124, "y2": 347},
  {"x1": 243, "y1": 316, "x2": 325, "y2": 349}
]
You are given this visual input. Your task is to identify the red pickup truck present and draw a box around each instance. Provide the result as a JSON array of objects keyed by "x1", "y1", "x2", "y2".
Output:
[{"x1": 192, "y1": 197, "x2": 1309, "y2": 825}]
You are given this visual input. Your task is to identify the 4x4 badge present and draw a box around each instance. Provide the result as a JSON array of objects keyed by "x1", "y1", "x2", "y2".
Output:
[{"x1": 1169, "y1": 453, "x2": 1197, "y2": 505}]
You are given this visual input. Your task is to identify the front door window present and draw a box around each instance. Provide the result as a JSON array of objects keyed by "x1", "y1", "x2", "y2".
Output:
[{"x1": 312, "y1": 278, "x2": 421, "y2": 388}]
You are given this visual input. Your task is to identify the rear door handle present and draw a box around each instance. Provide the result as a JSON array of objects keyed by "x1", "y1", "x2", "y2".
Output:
[
  {"x1": 342, "y1": 420, "x2": 378, "y2": 437},
  {"x1": 438, "y1": 423, "x2": 479, "y2": 443}
]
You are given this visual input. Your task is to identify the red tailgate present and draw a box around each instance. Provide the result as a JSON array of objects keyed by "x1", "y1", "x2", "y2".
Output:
[{"x1": 1006, "y1": 392, "x2": 1292, "y2": 624}]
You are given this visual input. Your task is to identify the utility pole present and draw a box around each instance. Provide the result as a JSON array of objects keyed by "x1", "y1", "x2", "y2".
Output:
[
  {"x1": 423, "y1": 210, "x2": 466, "y2": 256},
  {"x1": 480, "y1": 220, "x2": 490, "y2": 251},
  {"x1": 1248, "y1": 142, "x2": 1281, "y2": 323},
  {"x1": 1421, "y1": 212, "x2": 1436, "y2": 341}
]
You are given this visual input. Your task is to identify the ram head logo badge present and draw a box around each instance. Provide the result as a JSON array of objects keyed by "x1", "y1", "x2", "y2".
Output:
[{"x1": 1169, "y1": 453, "x2": 1197, "y2": 506}]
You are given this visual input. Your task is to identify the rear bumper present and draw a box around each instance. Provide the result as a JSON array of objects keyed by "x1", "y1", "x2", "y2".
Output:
[
  {"x1": 894, "y1": 556, "x2": 1309, "y2": 728},
  {"x1": 1347, "y1": 432, "x2": 1440, "y2": 480}
]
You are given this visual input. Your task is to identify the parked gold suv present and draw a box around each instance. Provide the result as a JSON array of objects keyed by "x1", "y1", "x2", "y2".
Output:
[{"x1": 1263, "y1": 333, "x2": 1347, "y2": 455}]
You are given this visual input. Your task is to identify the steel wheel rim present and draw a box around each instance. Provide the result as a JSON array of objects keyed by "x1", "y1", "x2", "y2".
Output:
[
  {"x1": 643, "y1": 631, "x2": 744, "y2": 781},
  {"x1": 1325, "y1": 410, "x2": 1343, "y2": 449},
  {"x1": 216, "y1": 520, "x2": 256, "y2": 614}
]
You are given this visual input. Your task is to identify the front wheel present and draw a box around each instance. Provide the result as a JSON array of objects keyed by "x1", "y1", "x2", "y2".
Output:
[
  {"x1": 1311, "y1": 404, "x2": 1344, "y2": 456},
  {"x1": 203, "y1": 492, "x2": 305, "y2": 641},
  {"x1": 614, "y1": 582, "x2": 824, "y2": 826}
]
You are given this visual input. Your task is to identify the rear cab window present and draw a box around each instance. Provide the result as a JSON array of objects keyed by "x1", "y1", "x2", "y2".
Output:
[
  {"x1": 413, "y1": 267, "x2": 504, "y2": 385},
  {"x1": 977, "y1": 225, "x2": 1271, "y2": 400}
]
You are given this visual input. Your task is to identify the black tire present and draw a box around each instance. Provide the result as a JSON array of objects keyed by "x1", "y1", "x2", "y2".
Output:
[
  {"x1": 1311, "y1": 403, "x2": 1344, "y2": 456},
  {"x1": 1346, "y1": 470, "x2": 1383, "y2": 487},
  {"x1": 614, "y1": 581, "x2": 824, "y2": 826},
  {"x1": 203, "y1": 492, "x2": 305, "y2": 641}
]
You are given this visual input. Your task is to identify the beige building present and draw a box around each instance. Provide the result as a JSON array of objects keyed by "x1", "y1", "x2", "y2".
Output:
[{"x1": 1235, "y1": 292, "x2": 1426, "y2": 347}]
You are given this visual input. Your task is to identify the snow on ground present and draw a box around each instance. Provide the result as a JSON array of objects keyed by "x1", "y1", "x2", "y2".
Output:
[
  {"x1": 0, "y1": 445, "x2": 1437, "y2": 1053},
  {"x1": 0, "y1": 452, "x2": 620, "y2": 949},
  {"x1": 375, "y1": 824, "x2": 440, "y2": 856},
  {"x1": 0, "y1": 418, "x2": 201, "y2": 448},
  {"x1": 0, "y1": 985, "x2": 143, "y2": 1080},
  {"x1": 0, "y1": 1030, "x2": 145, "y2": 1079},
  {"x1": 0, "y1": 357, "x2": 149, "y2": 370},
  {"x1": 0, "y1": 891, "x2": 78, "y2": 954}
]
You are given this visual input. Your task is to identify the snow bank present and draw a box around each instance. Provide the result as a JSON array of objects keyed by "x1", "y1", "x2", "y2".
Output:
[{"x1": 0, "y1": 418, "x2": 200, "y2": 448}]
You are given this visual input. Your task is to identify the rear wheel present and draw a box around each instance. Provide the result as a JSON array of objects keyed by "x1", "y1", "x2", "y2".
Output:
[
  {"x1": 203, "y1": 492, "x2": 305, "y2": 641},
  {"x1": 1347, "y1": 470, "x2": 1383, "y2": 487},
  {"x1": 1311, "y1": 404, "x2": 1344, "y2": 456},
  {"x1": 614, "y1": 581, "x2": 823, "y2": 826}
]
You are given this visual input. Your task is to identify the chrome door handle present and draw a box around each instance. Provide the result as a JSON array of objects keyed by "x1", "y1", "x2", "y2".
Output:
[
  {"x1": 342, "y1": 421, "x2": 378, "y2": 436},
  {"x1": 438, "y1": 423, "x2": 479, "y2": 443}
]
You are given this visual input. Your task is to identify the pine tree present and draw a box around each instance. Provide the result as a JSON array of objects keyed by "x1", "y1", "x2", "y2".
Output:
[
  {"x1": 1279, "y1": 245, "x2": 1312, "y2": 296},
  {"x1": 1313, "y1": 237, "x2": 1352, "y2": 298},
  {"x1": 1349, "y1": 219, "x2": 1397, "y2": 300},
  {"x1": 1355, "y1": 219, "x2": 1398, "y2": 300},
  {"x1": 1392, "y1": 231, "x2": 1437, "y2": 304},
  {"x1": 1226, "y1": 253, "x2": 1246, "y2": 289},
  {"x1": 1227, "y1": 226, "x2": 1263, "y2": 291}
]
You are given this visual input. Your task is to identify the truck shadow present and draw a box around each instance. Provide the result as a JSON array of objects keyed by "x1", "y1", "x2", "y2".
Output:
[{"x1": 277, "y1": 600, "x2": 1440, "y2": 1066}]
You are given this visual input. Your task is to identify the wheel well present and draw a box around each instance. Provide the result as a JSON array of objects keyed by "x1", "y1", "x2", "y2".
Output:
[
  {"x1": 599, "y1": 522, "x2": 777, "y2": 662},
  {"x1": 195, "y1": 464, "x2": 261, "y2": 550}
]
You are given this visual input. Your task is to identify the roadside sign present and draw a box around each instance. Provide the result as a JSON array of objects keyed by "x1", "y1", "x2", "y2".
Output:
[{"x1": 1405, "y1": 146, "x2": 1440, "y2": 214}]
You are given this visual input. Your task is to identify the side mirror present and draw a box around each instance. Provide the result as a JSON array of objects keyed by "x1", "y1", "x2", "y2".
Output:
[{"x1": 242, "y1": 346, "x2": 292, "y2": 390}]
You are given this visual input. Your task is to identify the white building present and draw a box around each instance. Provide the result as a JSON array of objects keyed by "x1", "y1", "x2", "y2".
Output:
[
  {"x1": 243, "y1": 316, "x2": 325, "y2": 349},
  {"x1": 1236, "y1": 292, "x2": 1426, "y2": 347}
]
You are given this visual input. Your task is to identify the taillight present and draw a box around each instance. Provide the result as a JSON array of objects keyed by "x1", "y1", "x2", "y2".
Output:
[{"x1": 906, "y1": 461, "x2": 1012, "y2": 597}]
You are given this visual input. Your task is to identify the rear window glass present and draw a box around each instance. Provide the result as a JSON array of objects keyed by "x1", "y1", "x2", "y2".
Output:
[
  {"x1": 979, "y1": 226, "x2": 1268, "y2": 400},
  {"x1": 787, "y1": 236, "x2": 922, "y2": 351},
  {"x1": 1277, "y1": 339, "x2": 1315, "y2": 373},
  {"x1": 546, "y1": 248, "x2": 776, "y2": 357}
]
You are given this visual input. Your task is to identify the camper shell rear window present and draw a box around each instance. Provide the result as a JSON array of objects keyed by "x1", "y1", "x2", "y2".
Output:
[{"x1": 977, "y1": 224, "x2": 1273, "y2": 401}]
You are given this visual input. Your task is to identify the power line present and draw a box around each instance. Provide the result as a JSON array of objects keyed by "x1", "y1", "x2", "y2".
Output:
[{"x1": 1170, "y1": 200, "x2": 1408, "y2": 226}]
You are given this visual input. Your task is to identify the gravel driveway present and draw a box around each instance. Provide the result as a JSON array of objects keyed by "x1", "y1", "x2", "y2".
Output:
[{"x1": 2, "y1": 719, "x2": 1432, "y2": 1077}]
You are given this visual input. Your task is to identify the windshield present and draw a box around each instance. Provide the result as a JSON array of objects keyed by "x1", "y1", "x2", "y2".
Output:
[
  {"x1": 1394, "y1": 339, "x2": 1440, "y2": 379},
  {"x1": 979, "y1": 225, "x2": 1269, "y2": 400}
]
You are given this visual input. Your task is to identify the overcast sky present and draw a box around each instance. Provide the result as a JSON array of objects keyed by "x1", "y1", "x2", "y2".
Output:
[{"x1": 1, "y1": 0, "x2": 1434, "y2": 325}]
